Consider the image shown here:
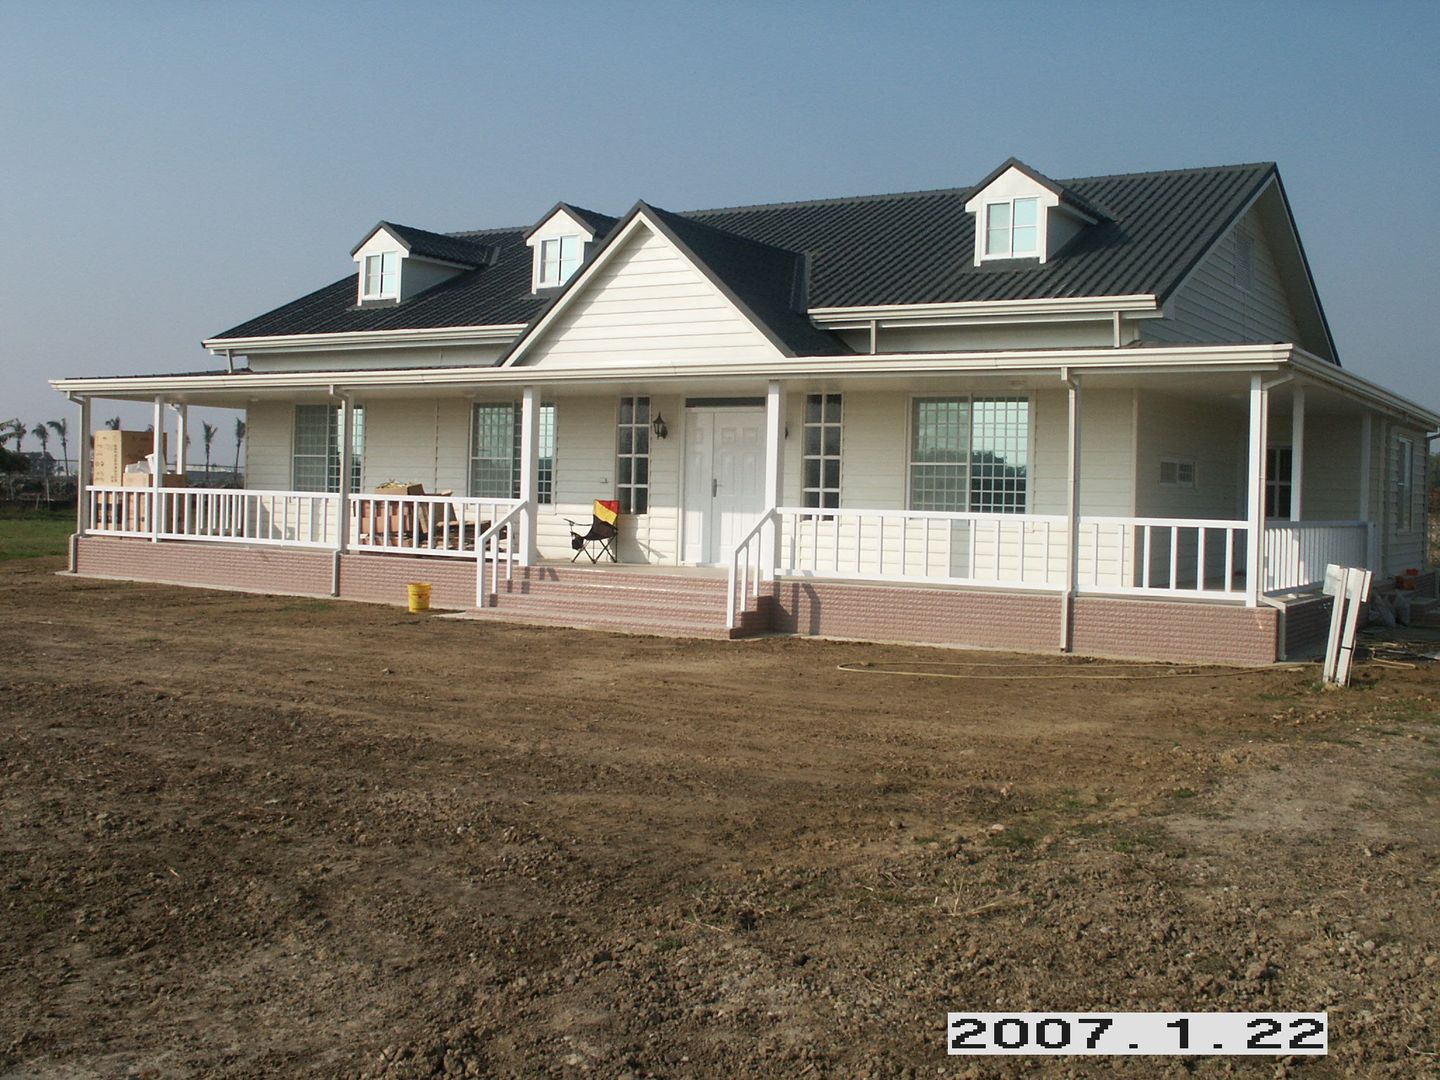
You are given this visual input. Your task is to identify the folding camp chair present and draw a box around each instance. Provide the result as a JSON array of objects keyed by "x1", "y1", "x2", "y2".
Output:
[{"x1": 566, "y1": 499, "x2": 620, "y2": 563}]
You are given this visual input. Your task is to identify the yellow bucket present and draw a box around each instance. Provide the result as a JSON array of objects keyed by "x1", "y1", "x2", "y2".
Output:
[{"x1": 406, "y1": 582, "x2": 432, "y2": 613}]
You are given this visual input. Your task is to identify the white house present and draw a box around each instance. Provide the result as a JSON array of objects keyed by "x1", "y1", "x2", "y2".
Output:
[{"x1": 52, "y1": 159, "x2": 1438, "y2": 663}]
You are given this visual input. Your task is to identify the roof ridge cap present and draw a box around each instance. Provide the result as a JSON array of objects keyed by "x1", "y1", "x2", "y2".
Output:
[
  {"x1": 1062, "y1": 161, "x2": 1277, "y2": 185},
  {"x1": 682, "y1": 183, "x2": 979, "y2": 216}
]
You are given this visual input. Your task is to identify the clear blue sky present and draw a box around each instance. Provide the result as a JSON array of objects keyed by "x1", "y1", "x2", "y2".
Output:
[{"x1": 2, "y1": 1, "x2": 1437, "y2": 463}]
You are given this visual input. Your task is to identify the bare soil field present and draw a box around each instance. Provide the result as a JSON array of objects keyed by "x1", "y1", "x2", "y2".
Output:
[{"x1": 2, "y1": 558, "x2": 1438, "y2": 1079}]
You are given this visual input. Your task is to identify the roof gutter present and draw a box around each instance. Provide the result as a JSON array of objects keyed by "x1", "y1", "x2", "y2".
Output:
[
  {"x1": 808, "y1": 295, "x2": 1159, "y2": 329},
  {"x1": 1290, "y1": 348, "x2": 1440, "y2": 430}
]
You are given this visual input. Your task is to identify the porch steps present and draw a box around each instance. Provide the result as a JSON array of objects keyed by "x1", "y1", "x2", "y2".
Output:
[{"x1": 467, "y1": 564, "x2": 774, "y2": 639}]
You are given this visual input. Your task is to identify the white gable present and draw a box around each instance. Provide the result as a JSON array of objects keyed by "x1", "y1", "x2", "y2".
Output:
[
  {"x1": 527, "y1": 207, "x2": 599, "y2": 245},
  {"x1": 353, "y1": 226, "x2": 405, "y2": 261},
  {"x1": 511, "y1": 219, "x2": 783, "y2": 368}
]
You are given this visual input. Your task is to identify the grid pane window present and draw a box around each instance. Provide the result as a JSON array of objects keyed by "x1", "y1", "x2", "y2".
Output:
[
  {"x1": 908, "y1": 397, "x2": 1028, "y2": 513},
  {"x1": 470, "y1": 403, "x2": 520, "y2": 498},
  {"x1": 292, "y1": 404, "x2": 364, "y2": 493},
  {"x1": 616, "y1": 396, "x2": 649, "y2": 514},
  {"x1": 467, "y1": 402, "x2": 555, "y2": 501},
  {"x1": 970, "y1": 398, "x2": 1029, "y2": 512},
  {"x1": 802, "y1": 394, "x2": 842, "y2": 509}
]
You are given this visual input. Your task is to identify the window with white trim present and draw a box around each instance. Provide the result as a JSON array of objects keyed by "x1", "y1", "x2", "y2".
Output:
[
  {"x1": 1160, "y1": 458, "x2": 1196, "y2": 488},
  {"x1": 1395, "y1": 435, "x2": 1414, "y2": 532},
  {"x1": 1265, "y1": 446, "x2": 1291, "y2": 518},
  {"x1": 537, "y1": 235, "x2": 582, "y2": 287},
  {"x1": 983, "y1": 197, "x2": 1039, "y2": 258},
  {"x1": 468, "y1": 402, "x2": 555, "y2": 503},
  {"x1": 362, "y1": 251, "x2": 398, "y2": 299},
  {"x1": 292, "y1": 404, "x2": 364, "y2": 493},
  {"x1": 616, "y1": 396, "x2": 649, "y2": 514},
  {"x1": 802, "y1": 394, "x2": 841, "y2": 510},
  {"x1": 909, "y1": 396, "x2": 1029, "y2": 513}
]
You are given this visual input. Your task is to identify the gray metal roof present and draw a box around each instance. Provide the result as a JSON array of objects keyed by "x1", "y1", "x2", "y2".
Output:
[{"x1": 211, "y1": 161, "x2": 1285, "y2": 351}]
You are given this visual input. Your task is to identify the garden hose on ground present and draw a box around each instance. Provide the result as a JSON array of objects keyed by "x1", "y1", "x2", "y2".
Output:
[{"x1": 836, "y1": 659, "x2": 1316, "y2": 681}]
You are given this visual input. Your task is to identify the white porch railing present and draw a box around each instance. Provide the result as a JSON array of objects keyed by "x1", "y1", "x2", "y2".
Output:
[
  {"x1": 1263, "y1": 520, "x2": 1370, "y2": 594},
  {"x1": 348, "y1": 493, "x2": 522, "y2": 558},
  {"x1": 475, "y1": 502, "x2": 526, "y2": 607},
  {"x1": 1078, "y1": 516, "x2": 1249, "y2": 599},
  {"x1": 89, "y1": 485, "x2": 341, "y2": 547},
  {"x1": 726, "y1": 506, "x2": 1376, "y2": 626}
]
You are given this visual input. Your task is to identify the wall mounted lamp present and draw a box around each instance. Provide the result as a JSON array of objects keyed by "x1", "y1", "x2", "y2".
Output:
[{"x1": 652, "y1": 412, "x2": 669, "y2": 439}]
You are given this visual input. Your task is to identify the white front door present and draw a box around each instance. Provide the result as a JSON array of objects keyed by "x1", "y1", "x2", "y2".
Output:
[{"x1": 683, "y1": 408, "x2": 766, "y2": 564}]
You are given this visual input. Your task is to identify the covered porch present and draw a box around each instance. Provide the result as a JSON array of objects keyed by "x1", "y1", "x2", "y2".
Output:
[{"x1": 58, "y1": 342, "x2": 1419, "y2": 662}]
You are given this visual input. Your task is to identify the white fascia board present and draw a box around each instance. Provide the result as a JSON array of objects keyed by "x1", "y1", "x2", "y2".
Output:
[
  {"x1": 809, "y1": 295, "x2": 1159, "y2": 328},
  {"x1": 1290, "y1": 349, "x2": 1440, "y2": 430},
  {"x1": 54, "y1": 343, "x2": 1296, "y2": 398},
  {"x1": 202, "y1": 324, "x2": 529, "y2": 355}
]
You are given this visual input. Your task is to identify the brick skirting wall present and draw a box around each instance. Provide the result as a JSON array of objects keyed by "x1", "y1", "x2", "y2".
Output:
[
  {"x1": 337, "y1": 553, "x2": 477, "y2": 609},
  {"x1": 773, "y1": 581, "x2": 1064, "y2": 652},
  {"x1": 73, "y1": 538, "x2": 1290, "y2": 664},
  {"x1": 74, "y1": 536, "x2": 333, "y2": 597},
  {"x1": 774, "y1": 580, "x2": 1282, "y2": 665},
  {"x1": 1069, "y1": 596, "x2": 1277, "y2": 666}
]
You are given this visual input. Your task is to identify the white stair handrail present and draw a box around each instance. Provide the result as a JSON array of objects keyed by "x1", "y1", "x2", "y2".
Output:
[
  {"x1": 726, "y1": 507, "x2": 778, "y2": 630},
  {"x1": 475, "y1": 501, "x2": 527, "y2": 608}
]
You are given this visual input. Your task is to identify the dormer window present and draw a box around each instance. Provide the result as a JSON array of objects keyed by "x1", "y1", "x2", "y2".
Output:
[
  {"x1": 362, "y1": 251, "x2": 399, "y2": 298},
  {"x1": 537, "y1": 236, "x2": 581, "y2": 288},
  {"x1": 984, "y1": 197, "x2": 1039, "y2": 259}
]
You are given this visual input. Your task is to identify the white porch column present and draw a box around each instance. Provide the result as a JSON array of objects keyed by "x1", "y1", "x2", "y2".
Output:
[
  {"x1": 151, "y1": 396, "x2": 165, "y2": 542},
  {"x1": 1061, "y1": 373, "x2": 1082, "y2": 651},
  {"x1": 1289, "y1": 387, "x2": 1304, "y2": 521},
  {"x1": 764, "y1": 380, "x2": 786, "y2": 578},
  {"x1": 334, "y1": 394, "x2": 353, "y2": 595},
  {"x1": 71, "y1": 395, "x2": 91, "y2": 571},
  {"x1": 173, "y1": 403, "x2": 188, "y2": 480},
  {"x1": 518, "y1": 386, "x2": 540, "y2": 566},
  {"x1": 1245, "y1": 374, "x2": 1269, "y2": 606}
]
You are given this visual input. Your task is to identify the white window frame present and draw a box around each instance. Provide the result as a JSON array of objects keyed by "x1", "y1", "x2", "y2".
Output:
[
  {"x1": 802, "y1": 394, "x2": 842, "y2": 511},
  {"x1": 981, "y1": 197, "x2": 1040, "y2": 260},
  {"x1": 906, "y1": 395, "x2": 1032, "y2": 514},
  {"x1": 362, "y1": 251, "x2": 399, "y2": 299},
  {"x1": 1395, "y1": 434, "x2": 1415, "y2": 533},
  {"x1": 616, "y1": 396, "x2": 649, "y2": 515},
  {"x1": 537, "y1": 235, "x2": 582, "y2": 288},
  {"x1": 1160, "y1": 457, "x2": 1197, "y2": 489},
  {"x1": 292, "y1": 404, "x2": 364, "y2": 493}
]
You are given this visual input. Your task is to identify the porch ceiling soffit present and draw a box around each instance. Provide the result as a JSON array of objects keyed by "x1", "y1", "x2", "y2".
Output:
[{"x1": 498, "y1": 202, "x2": 847, "y2": 368}]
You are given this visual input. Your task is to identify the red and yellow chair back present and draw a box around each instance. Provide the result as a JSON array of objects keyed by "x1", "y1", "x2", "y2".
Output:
[{"x1": 594, "y1": 499, "x2": 619, "y2": 527}]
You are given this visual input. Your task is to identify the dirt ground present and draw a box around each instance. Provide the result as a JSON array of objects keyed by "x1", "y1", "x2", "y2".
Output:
[{"x1": 2, "y1": 558, "x2": 1438, "y2": 1079}]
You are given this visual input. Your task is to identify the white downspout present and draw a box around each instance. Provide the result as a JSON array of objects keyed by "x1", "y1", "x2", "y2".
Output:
[{"x1": 1061, "y1": 369, "x2": 1081, "y2": 651}]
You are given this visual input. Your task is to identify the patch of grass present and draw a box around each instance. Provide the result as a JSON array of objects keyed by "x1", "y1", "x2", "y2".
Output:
[
  {"x1": 0, "y1": 508, "x2": 73, "y2": 560},
  {"x1": 985, "y1": 818, "x2": 1050, "y2": 851},
  {"x1": 654, "y1": 936, "x2": 683, "y2": 952},
  {"x1": 1170, "y1": 787, "x2": 1199, "y2": 800}
]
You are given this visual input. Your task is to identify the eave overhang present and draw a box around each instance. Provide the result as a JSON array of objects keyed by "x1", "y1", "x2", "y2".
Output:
[{"x1": 202, "y1": 324, "x2": 530, "y2": 355}]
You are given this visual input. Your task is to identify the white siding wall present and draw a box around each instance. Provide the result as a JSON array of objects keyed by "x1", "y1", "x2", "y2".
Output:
[
  {"x1": 243, "y1": 402, "x2": 295, "y2": 491},
  {"x1": 1144, "y1": 205, "x2": 1303, "y2": 347},
  {"x1": 841, "y1": 321, "x2": 1119, "y2": 354},
  {"x1": 1133, "y1": 392, "x2": 1245, "y2": 519},
  {"x1": 517, "y1": 224, "x2": 781, "y2": 368}
]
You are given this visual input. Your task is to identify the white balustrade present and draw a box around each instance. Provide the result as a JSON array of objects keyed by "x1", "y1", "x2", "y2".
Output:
[
  {"x1": 349, "y1": 493, "x2": 521, "y2": 558},
  {"x1": 1263, "y1": 520, "x2": 1369, "y2": 593}
]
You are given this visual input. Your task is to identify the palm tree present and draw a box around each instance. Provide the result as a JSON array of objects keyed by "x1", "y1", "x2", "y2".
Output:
[
  {"x1": 0, "y1": 418, "x2": 22, "y2": 448},
  {"x1": 46, "y1": 418, "x2": 69, "y2": 476},
  {"x1": 201, "y1": 422, "x2": 217, "y2": 476},
  {"x1": 103, "y1": 417, "x2": 122, "y2": 430},
  {"x1": 31, "y1": 423, "x2": 52, "y2": 499},
  {"x1": 233, "y1": 418, "x2": 247, "y2": 478}
]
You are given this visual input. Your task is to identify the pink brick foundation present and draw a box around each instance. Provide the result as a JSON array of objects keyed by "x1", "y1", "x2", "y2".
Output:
[{"x1": 72, "y1": 537, "x2": 1290, "y2": 664}]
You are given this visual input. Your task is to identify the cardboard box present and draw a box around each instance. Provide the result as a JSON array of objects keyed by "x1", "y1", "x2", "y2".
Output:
[
  {"x1": 121, "y1": 472, "x2": 189, "y2": 489},
  {"x1": 375, "y1": 482, "x2": 425, "y2": 495},
  {"x1": 93, "y1": 430, "x2": 166, "y2": 485}
]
